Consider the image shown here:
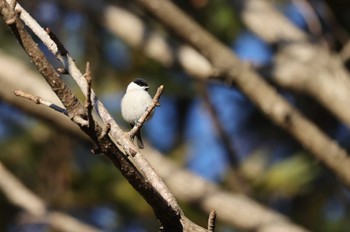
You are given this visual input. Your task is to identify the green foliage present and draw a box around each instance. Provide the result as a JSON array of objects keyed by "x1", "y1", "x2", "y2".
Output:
[
  {"x1": 254, "y1": 154, "x2": 319, "y2": 197},
  {"x1": 204, "y1": 0, "x2": 240, "y2": 42},
  {"x1": 240, "y1": 150, "x2": 320, "y2": 198}
]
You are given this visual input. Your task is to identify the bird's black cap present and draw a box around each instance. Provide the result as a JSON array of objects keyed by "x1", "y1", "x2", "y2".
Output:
[{"x1": 133, "y1": 78, "x2": 149, "y2": 90}]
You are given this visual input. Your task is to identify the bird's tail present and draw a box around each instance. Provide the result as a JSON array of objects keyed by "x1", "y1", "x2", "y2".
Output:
[
  {"x1": 130, "y1": 124, "x2": 144, "y2": 149},
  {"x1": 135, "y1": 129, "x2": 144, "y2": 149}
]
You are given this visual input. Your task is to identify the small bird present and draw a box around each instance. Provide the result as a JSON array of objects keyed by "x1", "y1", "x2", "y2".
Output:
[{"x1": 121, "y1": 78, "x2": 153, "y2": 148}]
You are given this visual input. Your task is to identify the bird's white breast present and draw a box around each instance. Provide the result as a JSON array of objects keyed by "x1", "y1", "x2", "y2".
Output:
[{"x1": 121, "y1": 89, "x2": 152, "y2": 124}]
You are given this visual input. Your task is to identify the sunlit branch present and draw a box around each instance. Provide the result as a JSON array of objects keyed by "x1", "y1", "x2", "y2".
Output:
[
  {"x1": 128, "y1": 85, "x2": 163, "y2": 141},
  {"x1": 14, "y1": 89, "x2": 68, "y2": 116}
]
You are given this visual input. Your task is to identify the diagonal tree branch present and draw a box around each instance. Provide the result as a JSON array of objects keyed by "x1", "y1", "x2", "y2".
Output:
[
  {"x1": 0, "y1": 49, "x2": 87, "y2": 139},
  {"x1": 200, "y1": 84, "x2": 239, "y2": 167},
  {"x1": 0, "y1": 1, "x2": 88, "y2": 129},
  {"x1": 233, "y1": 0, "x2": 350, "y2": 129},
  {"x1": 0, "y1": 50, "x2": 310, "y2": 231},
  {"x1": 0, "y1": 1, "x2": 208, "y2": 231},
  {"x1": 0, "y1": 161, "x2": 101, "y2": 232},
  {"x1": 233, "y1": 0, "x2": 308, "y2": 43},
  {"x1": 93, "y1": 2, "x2": 350, "y2": 131},
  {"x1": 14, "y1": 89, "x2": 68, "y2": 115},
  {"x1": 133, "y1": 0, "x2": 350, "y2": 189},
  {"x1": 146, "y1": 147, "x2": 310, "y2": 232},
  {"x1": 6, "y1": 3, "x2": 185, "y2": 222}
]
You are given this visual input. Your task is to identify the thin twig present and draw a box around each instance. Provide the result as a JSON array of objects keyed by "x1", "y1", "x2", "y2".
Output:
[
  {"x1": 128, "y1": 85, "x2": 163, "y2": 139},
  {"x1": 84, "y1": 62, "x2": 94, "y2": 127},
  {"x1": 6, "y1": 0, "x2": 159, "y2": 156},
  {"x1": 200, "y1": 85, "x2": 238, "y2": 167},
  {"x1": 14, "y1": 90, "x2": 68, "y2": 116},
  {"x1": 1, "y1": 1, "x2": 186, "y2": 229},
  {"x1": 45, "y1": 27, "x2": 68, "y2": 56},
  {"x1": 14, "y1": 90, "x2": 88, "y2": 126},
  {"x1": 98, "y1": 2, "x2": 350, "y2": 132},
  {"x1": 207, "y1": 209, "x2": 217, "y2": 232},
  {"x1": 200, "y1": 85, "x2": 251, "y2": 194}
]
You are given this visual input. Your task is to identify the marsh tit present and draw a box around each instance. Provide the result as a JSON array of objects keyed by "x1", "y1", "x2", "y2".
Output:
[{"x1": 121, "y1": 78, "x2": 153, "y2": 149}]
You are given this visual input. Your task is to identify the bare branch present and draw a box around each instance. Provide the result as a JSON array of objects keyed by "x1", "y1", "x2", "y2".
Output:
[
  {"x1": 128, "y1": 85, "x2": 163, "y2": 140},
  {"x1": 0, "y1": 50, "x2": 310, "y2": 231},
  {"x1": 207, "y1": 210, "x2": 216, "y2": 232},
  {"x1": 233, "y1": 0, "x2": 350, "y2": 128},
  {"x1": 84, "y1": 62, "x2": 94, "y2": 128},
  {"x1": 102, "y1": 5, "x2": 215, "y2": 79},
  {"x1": 47, "y1": 212, "x2": 102, "y2": 232},
  {"x1": 95, "y1": 2, "x2": 350, "y2": 132},
  {"x1": 200, "y1": 85, "x2": 239, "y2": 167},
  {"x1": 12, "y1": 3, "x2": 63, "y2": 62},
  {"x1": 46, "y1": 27, "x2": 68, "y2": 56},
  {"x1": 14, "y1": 89, "x2": 68, "y2": 116},
  {"x1": 0, "y1": 161, "x2": 100, "y2": 232},
  {"x1": 1, "y1": 0, "x2": 85, "y2": 121},
  {"x1": 0, "y1": 162, "x2": 45, "y2": 216},
  {"x1": 291, "y1": 0, "x2": 322, "y2": 36},
  {"x1": 13, "y1": 89, "x2": 89, "y2": 128},
  {"x1": 146, "y1": 147, "x2": 310, "y2": 232},
  {"x1": 0, "y1": 1, "x2": 205, "y2": 230},
  {"x1": 13, "y1": 3, "x2": 185, "y2": 225},
  {"x1": 0, "y1": 50, "x2": 86, "y2": 138},
  {"x1": 233, "y1": 0, "x2": 308, "y2": 43},
  {"x1": 199, "y1": 85, "x2": 251, "y2": 193},
  {"x1": 134, "y1": 0, "x2": 350, "y2": 189}
]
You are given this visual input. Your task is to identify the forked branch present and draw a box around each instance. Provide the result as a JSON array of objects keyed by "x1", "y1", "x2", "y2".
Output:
[{"x1": 0, "y1": 0, "x2": 208, "y2": 230}]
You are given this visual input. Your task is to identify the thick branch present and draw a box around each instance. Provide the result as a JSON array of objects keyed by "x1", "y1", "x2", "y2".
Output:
[
  {"x1": 233, "y1": 0, "x2": 308, "y2": 43},
  {"x1": 95, "y1": 2, "x2": 350, "y2": 132},
  {"x1": 0, "y1": 51, "x2": 309, "y2": 231},
  {"x1": 233, "y1": 0, "x2": 350, "y2": 129},
  {"x1": 134, "y1": 0, "x2": 350, "y2": 189},
  {"x1": 0, "y1": 161, "x2": 100, "y2": 232},
  {"x1": 101, "y1": 4, "x2": 214, "y2": 79},
  {"x1": 6, "y1": 3, "x2": 184, "y2": 222},
  {"x1": 0, "y1": 1, "x2": 206, "y2": 230},
  {"x1": 146, "y1": 147, "x2": 309, "y2": 232},
  {"x1": 0, "y1": 49, "x2": 86, "y2": 138},
  {"x1": 0, "y1": 0, "x2": 84, "y2": 120}
]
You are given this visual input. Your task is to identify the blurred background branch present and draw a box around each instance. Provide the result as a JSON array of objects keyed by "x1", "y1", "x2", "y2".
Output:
[
  {"x1": 0, "y1": 1, "x2": 209, "y2": 230},
  {"x1": 1, "y1": 0, "x2": 350, "y2": 231},
  {"x1": 0, "y1": 161, "x2": 100, "y2": 232},
  {"x1": 0, "y1": 50, "x2": 309, "y2": 231},
  {"x1": 133, "y1": 0, "x2": 350, "y2": 190}
]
